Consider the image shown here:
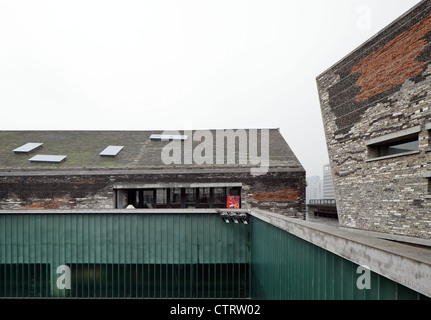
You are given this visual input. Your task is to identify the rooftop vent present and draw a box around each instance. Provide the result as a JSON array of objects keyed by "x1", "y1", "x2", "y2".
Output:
[
  {"x1": 150, "y1": 134, "x2": 188, "y2": 141},
  {"x1": 29, "y1": 155, "x2": 67, "y2": 163},
  {"x1": 13, "y1": 143, "x2": 43, "y2": 153},
  {"x1": 99, "y1": 145, "x2": 124, "y2": 157}
]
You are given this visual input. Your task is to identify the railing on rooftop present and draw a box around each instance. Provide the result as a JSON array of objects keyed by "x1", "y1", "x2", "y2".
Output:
[{"x1": 308, "y1": 199, "x2": 336, "y2": 205}]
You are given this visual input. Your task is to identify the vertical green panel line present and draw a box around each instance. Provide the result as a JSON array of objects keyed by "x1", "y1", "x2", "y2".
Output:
[
  {"x1": 121, "y1": 215, "x2": 125, "y2": 297},
  {"x1": 136, "y1": 215, "x2": 139, "y2": 298},
  {"x1": 92, "y1": 215, "x2": 96, "y2": 298},
  {"x1": 96, "y1": 215, "x2": 100, "y2": 297},
  {"x1": 33, "y1": 216, "x2": 37, "y2": 297},
  {"x1": 26, "y1": 216, "x2": 29, "y2": 296},
  {"x1": 173, "y1": 214, "x2": 176, "y2": 297},
  {"x1": 82, "y1": 214, "x2": 85, "y2": 297},
  {"x1": 165, "y1": 215, "x2": 168, "y2": 298},
  {"x1": 128, "y1": 216, "x2": 131, "y2": 297},
  {"x1": 106, "y1": 215, "x2": 109, "y2": 298},
  {"x1": 1, "y1": 217, "x2": 3, "y2": 297},
  {"x1": 61, "y1": 215, "x2": 65, "y2": 296},
  {"x1": 208, "y1": 215, "x2": 211, "y2": 298},
  {"x1": 139, "y1": 216, "x2": 143, "y2": 298},
  {"x1": 217, "y1": 215, "x2": 221, "y2": 298},
  {"x1": 190, "y1": 215, "x2": 193, "y2": 298},
  {"x1": 153, "y1": 215, "x2": 157, "y2": 298},
  {"x1": 14, "y1": 215, "x2": 18, "y2": 296},
  {"x1": 55, "y1": 215, "x2": 59, "y2": 298},
  {"x1": 147, "y1": 215, "x2": 151, "y2": 297},
  {"x1": 100, "y1": 215, "x2": 104, "y2": 298},
  {"x1": 131, "y1": 216, "x2": 134, "y2": 297},
  {"x1": 63, "y1": 215, "x2": 67, "y2": 297},
  {"x1": 144, "y1": 215, "x2": 148, "y2": 297},
  {"x1": 39, "y1": 216, "x2": 43, "y2": 298},
  {"x1": 76, "y1": 215, "x2": 80, "y2": 297},
  {"x1": 184, "y1": 215, "x2": 187, "y2": 298},
  {"x1": 4, "y1": 216, "x2": 7, "y2": 297},
  {"x1": 111, "y1": 215, "x2": 115, "y2": 298},
  {"x1": 64, "y1": 215, "x2": 68, "y2": 297},
  {"x1": 85, "y1": 214, "x2": 89, "y2": 297},
  {"x1": 25, "y1": 216, "x2": 29, "y2": 297},
  {"x1": 116, "y1": 215, "x2": 120, "y2": 297},
  {"x1": 43, "y1": 215, "x2": 46, "y2": 296},
  {"x1": 200, "y1": 215, "x2": 204, "y2": 297},
  {"x1": 6, "y1": 216, "x2": 9, "y2": 296}
]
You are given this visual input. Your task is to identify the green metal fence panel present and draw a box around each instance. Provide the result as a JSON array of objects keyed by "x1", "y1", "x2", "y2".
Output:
[
  {"x1": 3, "y1": 211, "x2": 427, "y2": 300},
  {"x1": 250, "y1": 216, "x2": 429, "y2": 300},
  {"x1": 0, "y1": 213, "x2": 250, "y2": 298}
]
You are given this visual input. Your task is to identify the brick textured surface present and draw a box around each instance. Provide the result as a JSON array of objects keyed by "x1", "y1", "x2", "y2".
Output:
[{"x1": 251, "y1": 188, "x2": 300, "y2": 201}]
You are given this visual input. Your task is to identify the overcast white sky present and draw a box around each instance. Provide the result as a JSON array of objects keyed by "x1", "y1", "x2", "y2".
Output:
[{"x1": 0, "y1": 0, "x2": 422, "y2": 177}]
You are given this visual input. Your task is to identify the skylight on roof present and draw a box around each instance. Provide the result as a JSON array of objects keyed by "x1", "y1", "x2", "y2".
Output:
[
  {"x1": 29, "y1": 155, "x2": 66, "y2": 163},
  {"x1": 13, "y1": 143, "x2": 43, "y2": 153},
  {"x1": 99, "y1": 145, "x2": 124, "y2": 157},
  {"x1": 150, "y1": 134, "x2": 188, "y2": 141}
]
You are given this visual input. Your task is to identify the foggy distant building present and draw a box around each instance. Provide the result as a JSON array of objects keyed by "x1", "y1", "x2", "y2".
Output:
[
  {"x1": 306, "y1": 175, "x2": 322, "y2": 203},
  {"x1": 322, "y1": 164, "x2": 335, "y2": 199}
]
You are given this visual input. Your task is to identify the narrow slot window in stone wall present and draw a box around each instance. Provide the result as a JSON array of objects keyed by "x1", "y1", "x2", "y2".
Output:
[{"x1": 365, "y1": 126, "x2": 421, "y2": 162}]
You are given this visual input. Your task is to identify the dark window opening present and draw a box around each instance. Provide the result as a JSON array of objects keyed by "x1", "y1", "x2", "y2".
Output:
[
  {"x1": 368, "y1": 135, "x2": 419, "y2": 160},
  {"x1": 378, "y1": 138, "x2": 419, "y2": 157},
  {"x1": 213, "y1": 187, "x2": 226, "y2": 207},
  {"x1": 117, "y1": 186, "x2": 241, "y2": 209},
  {"x1": 198, "y1": 187, "x2": 211, "y2": 208},
  {"x1": 141, "y1": 189, "x2": 154, "y2": 208},
  {"x1": 227, "y1": 187, "x2": 241, "y2": 196},
  {"x1": 156, "y1": 188, "x2": 168, "y2": 208},
  {"x1": 184, "y1": 188, "x2": 196, "y2": 208},
  {"x1": 127, "y1": 190, "x2": 139, "y2": 208},
  {"x1": 169, "y1": 188, "x2": 182, "y2": 208}
]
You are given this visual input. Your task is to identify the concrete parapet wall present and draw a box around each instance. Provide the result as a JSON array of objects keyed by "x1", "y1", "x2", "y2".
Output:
[{"x1": 251, "y1": 209, "x2": 431, "y2": 298}]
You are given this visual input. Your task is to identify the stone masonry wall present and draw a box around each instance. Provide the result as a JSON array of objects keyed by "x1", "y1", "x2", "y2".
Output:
[
  {"x1": 0, "y1": 170, "x2": 306, "y2": 219},
  {"x1": 316, "y1": 0, "x2": 431, "y2": 239}
]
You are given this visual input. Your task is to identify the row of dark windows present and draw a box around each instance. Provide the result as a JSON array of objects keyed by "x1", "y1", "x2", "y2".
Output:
[{"x1": 120, "y1": 187, "x2": 241, "y2": 209}]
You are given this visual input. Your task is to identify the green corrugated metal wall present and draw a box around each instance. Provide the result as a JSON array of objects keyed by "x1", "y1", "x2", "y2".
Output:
[
  {"x1": 250, "y1": 216, "x2": 429, "y2": 300},
  {"x1": 0, "y1": 213, "x2": 250, "y2": 298},
  {"x1": 1, "y1": 213, "x2": 428, "y2": 299}
]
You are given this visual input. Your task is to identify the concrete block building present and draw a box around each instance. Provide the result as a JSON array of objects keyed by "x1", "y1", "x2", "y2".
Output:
[
  {"x1": 317, "y1": 0, "x2": 431, "y2": 243},
  {"x1": 0, "y1": 129, "x2": 305, "y2": 218}
]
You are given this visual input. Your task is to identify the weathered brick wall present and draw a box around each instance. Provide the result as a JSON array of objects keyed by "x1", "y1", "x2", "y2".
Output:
[
  {"x1": 316, "y1": 0, "x2": 431, "y2": 239},
  {"x1": 0, "y1": 170, "x2": 306, "y2": 219}
]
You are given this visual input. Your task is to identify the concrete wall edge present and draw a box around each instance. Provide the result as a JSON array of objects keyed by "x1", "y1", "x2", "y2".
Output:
[{"x1": 250, "y1": 209, "x2": 431, "y2": 298}]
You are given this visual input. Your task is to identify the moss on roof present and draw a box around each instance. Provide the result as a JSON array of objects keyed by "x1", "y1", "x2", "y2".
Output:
[{"x1": 0, "y1": 129, "x2": 304, "y2": 171}]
